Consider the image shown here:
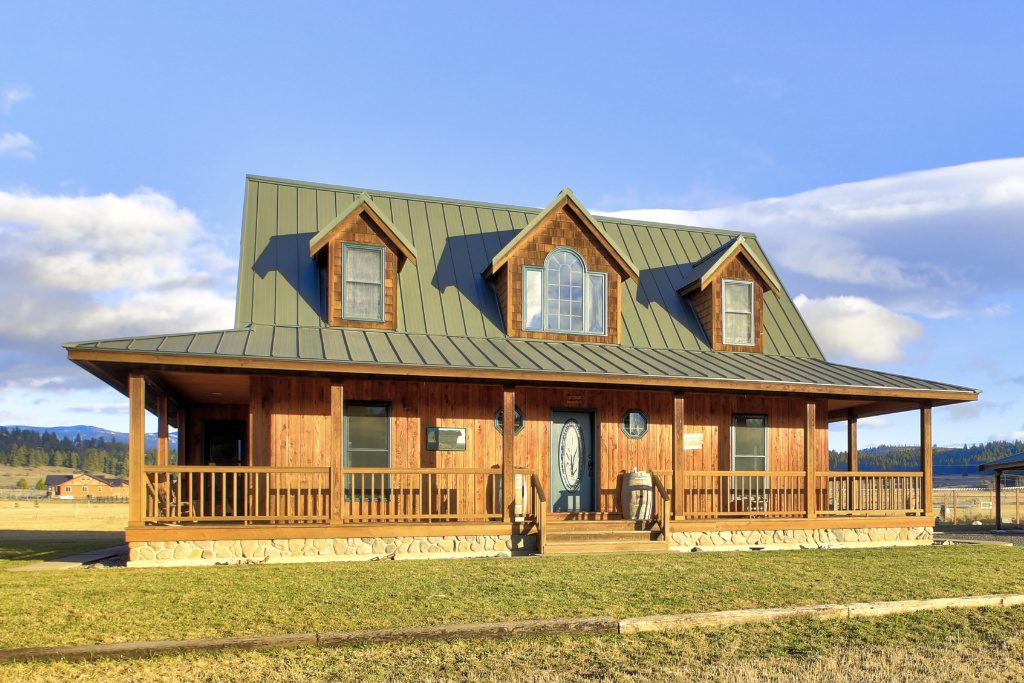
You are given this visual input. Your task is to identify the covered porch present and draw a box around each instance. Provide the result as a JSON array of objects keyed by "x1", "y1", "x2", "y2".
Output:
[{"x1": 119, "y1": 367, "x2": 940, "y2": 558}]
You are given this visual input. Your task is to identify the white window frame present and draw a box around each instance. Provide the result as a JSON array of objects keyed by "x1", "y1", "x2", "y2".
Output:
[
  {"x1": 722, "y1": 279, "x2": 755, "y2": 346},
  {"x1": 521, "y1": 248, "x2": 608, "y2": 336},
  {"x1": 341, "y1": 243, "x2": 386, "y2": 323}
]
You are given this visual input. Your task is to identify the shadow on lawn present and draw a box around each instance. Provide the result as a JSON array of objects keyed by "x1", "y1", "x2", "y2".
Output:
[{"x1": 0, "y1": 530, "x2": 125, "y2": 564}]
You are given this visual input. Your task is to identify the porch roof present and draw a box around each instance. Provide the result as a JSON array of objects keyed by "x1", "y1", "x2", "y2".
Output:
[
  {"x1": 979, "y1": 452, "x2": 1024, "y2": 472},
  {"x1": 66, "y1": 324, "x2": 978, "y2": 403}
]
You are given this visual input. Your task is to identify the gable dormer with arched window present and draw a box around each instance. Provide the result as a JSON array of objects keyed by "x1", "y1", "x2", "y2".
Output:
[{"x1": 484, "y1": 188, "x2": 639, "y2": 343}]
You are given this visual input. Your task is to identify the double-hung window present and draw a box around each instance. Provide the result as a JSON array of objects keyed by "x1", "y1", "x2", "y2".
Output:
[
  {"x1": 523, "y1": 249, "x2": 607, "y2": 335},
  {"x1": 731, "y1": 414, "x2": 768, "y2": 508},
  {"x1": 342, "y1": 243, "x2": 385, "y2": 322},
  {"x1": 722, "y1": 279, "x2": 754, "y2": 345},
  {"x1": 344, "y1": 402, "x2": 391, "y2": 501}
]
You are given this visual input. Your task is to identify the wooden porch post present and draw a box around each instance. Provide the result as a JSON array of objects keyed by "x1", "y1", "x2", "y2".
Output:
[
  {"x1": 995, "y1": 470, "x2": 1003, "y2": 531},
  {"x1": 502, "y1": 385, "x2": 516, "y2": 522},
  {"x1": 805, "y1": 399, "x2": 816, "y2": 519},
  {"x1": 176, "y1": 408, "x2": 186, "y2": 465},
  {"x1": 847, "y1": 410, "x2": 858, "y2": 510},
  {"x1": 921, "y1": 405, "x2": 933, "y2": 518},
  {"x1": 330, "y1": 381, "x2": 345, "y2": 525},
  {"x1": 156, "y1": 393, "x2": 169, "y2": 467},
  {"x1": 672, "y1": 392, "x2": 685, "y2": 519},
  {"x1": 128, "y1": 375, "x2": 146, "y2": 526}
]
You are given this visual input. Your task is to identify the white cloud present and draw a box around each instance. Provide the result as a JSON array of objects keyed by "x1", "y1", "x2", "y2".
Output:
[
  {"x1": 793, "y1": 294, "x2": 923, "y2": 363},
  {"x1": 1, "y1": 85, "x2": 30, "y2": 113},
  {"x1": 67, "y1": 403, "x2": 128, "y2": 415},
  {"x1": 0, "y1": 132, "x2": 34, "y2": 159},
  {"x1": 600, "y1": 158, "x2": 1024, "y2": 315},
  {"x1": 981, "y1": 303, "x2": 1011, "y2": 317},
  {"x1": 0, "y1": 187, "x2": 235, "y2": 390}
]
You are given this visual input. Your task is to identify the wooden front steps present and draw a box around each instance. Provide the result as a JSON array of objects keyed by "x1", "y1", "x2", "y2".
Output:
[{"x1": 542, "y1": 520, "x2": 669, "y2": 555}]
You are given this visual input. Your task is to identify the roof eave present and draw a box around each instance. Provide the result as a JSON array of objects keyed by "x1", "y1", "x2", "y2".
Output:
[{"x1": 66, "y1": 346, "x2": 981, "y2": 405}]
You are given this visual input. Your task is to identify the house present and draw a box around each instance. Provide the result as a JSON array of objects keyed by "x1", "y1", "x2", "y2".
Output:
[
  {"x1": 64, "y1": 177, "x2": 979, "y2": 566},
  {"x1": 45, "y1": 473, "x2": 129, "y2": 499}
]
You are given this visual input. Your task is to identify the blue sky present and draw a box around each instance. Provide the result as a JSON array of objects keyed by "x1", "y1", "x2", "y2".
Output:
[{"x1": 0, "y1": 2, "x2": 1022, "y2": 447}]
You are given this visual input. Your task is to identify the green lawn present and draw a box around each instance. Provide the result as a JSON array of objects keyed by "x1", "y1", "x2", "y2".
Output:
[
  {"x1": 3, "y1": 607, "x2": 1023, "y2": 682},
  {"x1": 3, "y1": 543, "x2": 1024, "y2": 651}
]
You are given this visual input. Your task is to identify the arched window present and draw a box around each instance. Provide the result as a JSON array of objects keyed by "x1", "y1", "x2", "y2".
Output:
[
  {"x1": 545, "y1": 249, "x2": 585, "y2": 332},
  {"x1": 523, "y1": 248, "x2": 607, "y2": 335}
]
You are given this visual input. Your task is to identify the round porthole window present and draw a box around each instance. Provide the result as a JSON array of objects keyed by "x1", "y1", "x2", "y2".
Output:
[
  {"x1": 494, "y1": 407, "x2": 525, "y2": 435},
  {"x1": 621, "y1": 410, "x2": 648, "y2": 439}
]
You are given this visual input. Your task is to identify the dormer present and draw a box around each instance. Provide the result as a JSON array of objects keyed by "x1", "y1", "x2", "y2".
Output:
[
  {"x1": 309, "y1": 193, "x2": 416, "y2": 329},
  {"x1": 678, "y1": 236, "x2": 782, "y2": 353},
  {"x1": 484, "y1": 189, "x2": 639, "y2": 343}
]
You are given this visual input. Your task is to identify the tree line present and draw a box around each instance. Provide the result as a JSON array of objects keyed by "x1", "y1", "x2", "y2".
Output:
[
  {"x1": 828, "y1": 440, "x2": 1024, "y2": 472},
  {"x1": 0, "y1": 426, "x2": 158, "y2": 477}
]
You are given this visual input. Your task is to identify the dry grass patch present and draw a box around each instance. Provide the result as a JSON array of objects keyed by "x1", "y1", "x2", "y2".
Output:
[{"x1": 3, "y1": 607, "x2": 1022, "y2": 682}]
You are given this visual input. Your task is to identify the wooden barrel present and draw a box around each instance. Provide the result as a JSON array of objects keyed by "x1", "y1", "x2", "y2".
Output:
[{"x1": 621, "y1": 470, "x2": 653, "y2": 520}]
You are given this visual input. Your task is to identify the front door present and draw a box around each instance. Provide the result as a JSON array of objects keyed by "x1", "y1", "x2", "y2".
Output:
[{"x1": 550, "y1": 411, "x2": 595, "y2": 512}]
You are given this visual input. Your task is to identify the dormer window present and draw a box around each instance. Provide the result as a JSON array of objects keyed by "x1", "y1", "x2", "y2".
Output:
[
  {"x1": 722, "y1": 279, "x2": 754, "y2": 346},
  {"x1": 342, "y1": 243, "x2": 385, "y2": 322},
  {"x1": 523, "y1": 249, "x2": 607, "y2": 336}
]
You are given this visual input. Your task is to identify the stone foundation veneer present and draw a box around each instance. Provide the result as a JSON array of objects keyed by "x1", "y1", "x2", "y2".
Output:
[
  {"x1": 129, "y1": 534, "x2": 534, "y2": 568},
  {"x1": 669, "y1": 526, "x2": 933, "y2": 552}
]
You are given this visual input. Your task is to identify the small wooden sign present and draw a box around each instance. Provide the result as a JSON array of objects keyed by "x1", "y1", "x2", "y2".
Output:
[
  {"x1": 564, "y1": 393, "x2": 584, "y2": 407},
  {"x1": 426, "y1": 427, "x2": 467, "y2": 451},
  {"x1": 683, "y1": 433, "x2": 704, "y2": 450}
]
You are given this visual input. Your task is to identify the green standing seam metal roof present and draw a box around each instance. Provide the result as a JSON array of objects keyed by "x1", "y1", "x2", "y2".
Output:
[
  {"x1": 63, "y1": 175, "x2": 979, "y2": 399},
  {"x1": 676, "y1": 235, "x2": 783, "y2": 295},
  {"x1": 230, "y1": 175, "x2": 824, "y2": 359},
  {"x1": 65, "y1": 325, "x2": 977, "y2": 397},
  {"x1": 307, "y1": 192, "x2": 417, "y2": 261}
]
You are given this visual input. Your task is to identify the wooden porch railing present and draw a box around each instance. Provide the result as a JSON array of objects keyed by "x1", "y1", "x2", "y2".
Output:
[
  {"x1": 341, "y1": 468, "x2": 503, "y2": 523},
  {"x1": 816, "y1": 472, "x2": 925, "y2": 516},
  {"x1": 678, "y1": 471, "x2": 807, "y2": 519},
  {"x1": 144, "y1": 465, "x2": 331, "y2": 524},
  {"x1": 677, "y1": 470, "x2": 926, "y2": 520}
]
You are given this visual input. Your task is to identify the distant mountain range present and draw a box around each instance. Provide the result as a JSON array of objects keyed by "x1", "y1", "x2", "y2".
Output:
[{"x1": 6, "y1": 425, "x2": 178, "y2": 451}]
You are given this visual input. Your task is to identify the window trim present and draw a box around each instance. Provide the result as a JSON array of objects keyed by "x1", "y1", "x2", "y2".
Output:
[
  {"x1": 521, "y1": 247, "x2": 608, "y2": 337},
  {"x1": 494, "y1": 406, "x2": 526, "y2": 435},
  {"x1": 722, "y1": 278, "x2": 755, "y2": 346},
  {"x1": 730, "y1": 413, "x2": 768, "y2": 471},
  {"x1": 620, "y1": 409, "x2": 649, "y2": 439},
  {"x1": 341, "y1": 242, "x2": 386, "y2": 323}
]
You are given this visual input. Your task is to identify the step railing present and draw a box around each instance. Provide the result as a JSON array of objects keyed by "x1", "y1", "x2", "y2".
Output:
[
  {"x1": 530, "y1": 472, "x2": 547, "y2": 552},
  {"x1": 650, "y1": 472, "x2": 671, "y2": 540}
]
